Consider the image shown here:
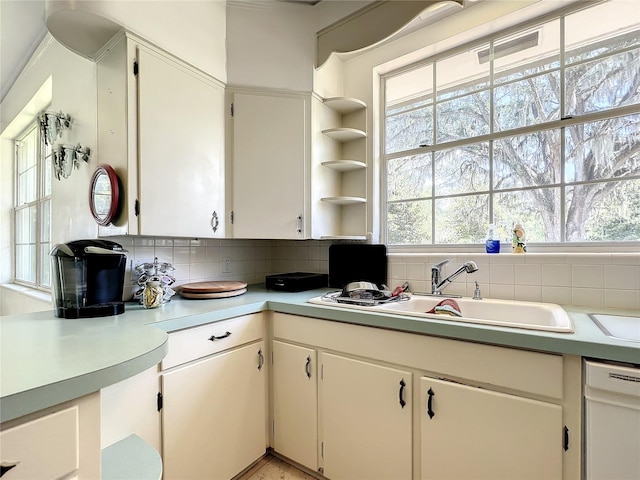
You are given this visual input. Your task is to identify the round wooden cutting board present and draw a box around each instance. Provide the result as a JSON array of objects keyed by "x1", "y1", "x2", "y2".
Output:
[
  {"x1": 179, "y1": 281, "x2": 248, "y2": 294},
  {"x1": 180, "y1": 288, "x2": 247, "y2": 299}
]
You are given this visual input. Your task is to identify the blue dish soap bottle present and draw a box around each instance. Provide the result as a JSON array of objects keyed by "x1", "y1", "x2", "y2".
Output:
[{"x1": 485, "y1": 224, "x2": 500, "y2": 254}]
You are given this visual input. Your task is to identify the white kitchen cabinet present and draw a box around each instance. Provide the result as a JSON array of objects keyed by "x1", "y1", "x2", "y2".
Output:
[
  {"x1": 311, "y1": 96, "x2": 368, "y2": 239},
  {"x1": 420, "y1": 376, "x2": 563, "y2": 480},
  {"x1": 229, "y1": 89, "x2": 309, "y2": 239},
  {"x1": 161, "y1": 341, "x2": 267, "y2": 480},
  {"x1": 96, "y1": 32, "x2": 225, "y2": 238},
  {"x1": 272, "y1": 312, "x2": 582, "y2": 480},
  {"x1": 0, "y1": 393, "x2": 100, "y2": 480},
  {"x1": 271, "y1": 341, "x2": 318, "y2": 471},
  {"x1": 320, "y1": 353, "x2": 412, "y2": 480}
]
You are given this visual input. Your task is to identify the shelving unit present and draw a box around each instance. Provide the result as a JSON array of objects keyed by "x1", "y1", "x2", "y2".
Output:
[{"x1": 312, "y1": 96, "x2": 368, "y2": 240}]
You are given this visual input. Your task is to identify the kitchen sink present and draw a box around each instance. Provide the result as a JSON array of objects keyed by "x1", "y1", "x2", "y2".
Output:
[
  {"x1": 308, "y1": 294, "x2": 574, "y2": 333},
  {"x1": 589, "y1": 314, "x2": 640, "y2": 342}
]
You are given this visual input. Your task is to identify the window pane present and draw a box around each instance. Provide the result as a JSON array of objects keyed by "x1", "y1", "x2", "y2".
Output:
[
  {"x1": 18, "y1": 127, "x2": 37, "y2": 173},
  {"x1": 437, "y1": 48, "x2": 490, "y2": 100},
  {"x1": 40, "y1": 242, "x2": 51, "y2": 287},
  {"x1": 15, "y1": 206, "x2": 36, "y2": 244},
  {"x1": 43, "y1": 150, "x2": 52, "y2": 196},
  {"x1": 494, "y1": 21, "x2": 560, "y2": 84},
  {"x1": 15, "y1": 244, "x2": 36, "y2": 283},
  {"x1": 494, "y1": 188, "x2": 561, "y2": 242},
  {"x1": 385, "y1": 64, "x2": 434, "y2": 154},
  {"x1": 387, "y1": 154, "x2": 431, "y2": 201},
  {"x1": 565, "y1": 47, "x2": 640, "y2": 115},
  {"x1": 494, "y1": 129, "x2": 561, "y2": 189},
  {"x1": 387, "y1": 200, "x2": 432, "y2": 244},
  {"x1": 386, "y1": 105, "x2": 433, "y2": 153},
  {"x1": 565, "y1": 114, "x2": 640, "y2": 182},
  {"x1": 494, "y1": 71, "x2": 560, "y2": 131},
  {"x1": 435, "y1": 195, "x2": 489, "y2": 244},
  {"x1": 436, "y1": 90, "x2": 490, "y2": 143},
  {"x1": 18, "y1": 167, "x2": 37, "y2": 205},
  {"x1": 434, "y1": 143, "x2": 489, "y2": 196},
  {"x1": 566, "y1": 179, "x2": 640, "y2": 241},
  {"x1": 41, "y1": 199, "x2": 51, "y2": 242},
  {"x1": 565, "y1": 1, "x2": 640, "y2": 65}
]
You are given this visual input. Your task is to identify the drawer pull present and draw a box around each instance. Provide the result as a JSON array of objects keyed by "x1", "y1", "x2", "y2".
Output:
[
  {"x1": 208, "y1": 331, "x2": 232, "y2": 341},
  {"x1": 305, "y1": 356, "x2": 312, "y2": 379},
  {"x1": 427, "y1": 388, "x2": 435, "y2": 419},
  {"x1": 258, "y1": 349, "x2": 264, "y2": 371},
  {"x1": 399, "y1": 379, "x2": 407, "y2": 408}
]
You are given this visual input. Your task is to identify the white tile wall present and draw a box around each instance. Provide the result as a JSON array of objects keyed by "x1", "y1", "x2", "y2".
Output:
[
  {"x1": 388, "y1": 253, "x2": 640, "y2": 310},
  {"x1": 110, "y1": 236, "x2": 639, "y2": 310}
]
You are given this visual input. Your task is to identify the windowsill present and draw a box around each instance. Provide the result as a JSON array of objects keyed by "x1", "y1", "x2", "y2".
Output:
[
  {"x1": 1, "y1": 283, "x2": 52, "y2": 304},
  {"x1": 387, "y1": 242, "x2": 640, "y2": 255}
]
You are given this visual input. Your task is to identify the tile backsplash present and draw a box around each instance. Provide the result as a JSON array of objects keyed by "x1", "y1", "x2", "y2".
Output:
[
  {"x1": 388, "y1": 253, "x2": 640, "y2": 310},
  {"x1": 112, "y1": 236, "x2": 639, "y2": 310}
]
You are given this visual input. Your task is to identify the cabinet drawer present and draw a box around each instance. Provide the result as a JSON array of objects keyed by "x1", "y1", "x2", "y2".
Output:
[
  {"x1": 162, "y1": 313, "x2": 263, "y2": 369},
  {"x1": 0, "y1": 407, "x2": 79, "y2": 480}
]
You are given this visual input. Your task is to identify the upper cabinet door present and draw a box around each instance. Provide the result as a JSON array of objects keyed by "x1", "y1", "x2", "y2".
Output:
[
  {"x1": 231, "y1": 91, "x2": 308, "y2": 239},
  {"x1": 137, "y1": 46, "x2": 225, "y2": 238}
]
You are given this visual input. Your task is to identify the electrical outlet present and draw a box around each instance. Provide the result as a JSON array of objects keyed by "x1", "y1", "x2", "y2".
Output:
[{"x1": 223, "y1": 257, "x2": 232, "y2": 274}]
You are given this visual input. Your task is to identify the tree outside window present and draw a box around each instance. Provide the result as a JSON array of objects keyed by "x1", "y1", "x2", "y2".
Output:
[{"x1": 384, "y1": 1, "x2": 640, "y2": 245}]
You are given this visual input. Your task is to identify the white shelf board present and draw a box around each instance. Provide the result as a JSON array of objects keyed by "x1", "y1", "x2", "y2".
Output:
[
  {"x1": 324, "y1": 97, "x2": 367, "y2": 114},
  {"x1": 321, "y1": 196, "x2": 367, "y2": 205},
  {"x1": 320, "y1": 235, "x2": 368, "y2": 240},
  {"x1": 321, "y1": 160, "x2": 366, "y2": 171},
  {"x1": 322, "y1": 127, "x2": 366, "y2": 142}
]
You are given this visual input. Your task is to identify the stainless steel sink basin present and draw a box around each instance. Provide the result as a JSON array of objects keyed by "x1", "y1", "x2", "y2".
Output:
[
  {"x1": 308, "y1": 294, "x2": 574, "y2": 333},
  {"x1": 589, "y1": 314, "x2": 640, "y2": 342}
]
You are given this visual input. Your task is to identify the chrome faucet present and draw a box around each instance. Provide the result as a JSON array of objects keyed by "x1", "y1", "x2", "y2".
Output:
[{"x1": 431, "y1": 260, "x2": 479, "y2": 295}]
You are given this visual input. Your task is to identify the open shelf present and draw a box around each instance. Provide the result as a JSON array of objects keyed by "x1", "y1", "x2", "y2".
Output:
[
  {"x1": 322, "y1": 127, "x2": 366, "y2": 142},
  {"x1": 321, "y1": 160, "x2": 366, "y2": 171},
  {"x1": 321, "y1": 196, "x2": 366, "y2": 205},
  {"x1": 320, "y1": 235, "x2": 368, "y2": 240},
  {"x1": 324, "y1": 97, "x2": 367, "y2": 114}
]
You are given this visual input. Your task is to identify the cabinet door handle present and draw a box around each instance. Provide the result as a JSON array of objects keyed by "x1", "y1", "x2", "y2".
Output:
[
  {"x1": 305, "y1": 355, "x2": 312, "y2": 379},
  {"x1": 399, "y1": 379, "x2": 407, "y2": 408},
  {"x1": 211, "y1": 211, "x2": 219, "y2": 232},
  {"x1": 427, "y1": 388, "x2": 435, "y2": 419},
  {"x1": 258, "y1": 349, "x2": 264, "y2": 371},
  {"x1": 297, "y1": 215, "x2": 303, "y2": 234},
  {"x1": 208, "y1": 331, "x2": 231, "y2": 341}
]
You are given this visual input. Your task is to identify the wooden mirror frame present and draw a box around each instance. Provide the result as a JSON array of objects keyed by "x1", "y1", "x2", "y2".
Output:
[{"x1": 89, "y1": 164, "x2": 121, "y2": 226}]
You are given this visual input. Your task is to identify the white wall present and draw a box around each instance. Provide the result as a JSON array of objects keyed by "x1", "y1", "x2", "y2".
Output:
[{"x1": 0, "y1": 35, "x2": 99, "y2": 281}]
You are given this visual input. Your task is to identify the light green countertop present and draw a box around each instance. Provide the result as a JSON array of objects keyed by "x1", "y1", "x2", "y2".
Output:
[{"x1": 1, "y1": 285, "x2": 638, "y2": 423}]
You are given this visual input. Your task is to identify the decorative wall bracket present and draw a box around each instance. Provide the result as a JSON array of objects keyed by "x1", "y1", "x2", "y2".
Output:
[
  {"x1": 38, "y1": 110, "x2": 71, "y2": 146},
  {"x1": 53, "y1": 143, "x2": 91, "y2": 180}
]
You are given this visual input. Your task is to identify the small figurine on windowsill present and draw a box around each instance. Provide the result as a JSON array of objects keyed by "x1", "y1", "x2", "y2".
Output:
[{"x1": 512, "y1": 222, "x2": 527, "y2": 253}]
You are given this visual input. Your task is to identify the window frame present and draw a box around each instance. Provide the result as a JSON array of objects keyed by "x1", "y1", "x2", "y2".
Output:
[
  {"x1": 380, "y1": 1, "x2": 640, "y2": 252},
  {"x1": 14, "y1": 121, "x2": 52, "y2": 290}
]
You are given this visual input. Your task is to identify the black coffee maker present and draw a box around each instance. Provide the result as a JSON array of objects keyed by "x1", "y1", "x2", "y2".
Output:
[{"x1": 51, "y1": 239, "x2": 127, "y2": 318}]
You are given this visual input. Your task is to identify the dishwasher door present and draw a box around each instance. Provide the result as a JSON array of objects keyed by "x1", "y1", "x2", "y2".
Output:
[{"x1": 585, "y1": 361, "x2": 640, "y2": 480}]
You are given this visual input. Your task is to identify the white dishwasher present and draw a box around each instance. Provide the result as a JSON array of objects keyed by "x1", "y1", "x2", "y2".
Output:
[{"x1": 585, "y1": 360, "x2": 640, "y2": 479}]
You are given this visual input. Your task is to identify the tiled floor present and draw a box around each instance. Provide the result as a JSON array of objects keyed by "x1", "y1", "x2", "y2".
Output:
[{"x1": 238, "y1": 455, "x2": 317, "y2": 480}]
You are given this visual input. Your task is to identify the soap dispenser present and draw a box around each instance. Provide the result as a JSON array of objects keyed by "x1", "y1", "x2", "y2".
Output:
[{"x1": 485, "y1": 224, "x2": 500, "y2": 254}]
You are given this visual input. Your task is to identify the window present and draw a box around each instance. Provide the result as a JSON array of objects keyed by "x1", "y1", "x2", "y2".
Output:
[
  {"x1": 15, "y1": 122, "x2": 52, "y2": 288},
  {"x1": 383, "y1": 0, "x2": 640, "y2": 245}
]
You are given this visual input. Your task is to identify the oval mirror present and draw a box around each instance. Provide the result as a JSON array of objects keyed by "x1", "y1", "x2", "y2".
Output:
[{"x1": 89, "y1": 164, "x2": 121, "y2": 226}]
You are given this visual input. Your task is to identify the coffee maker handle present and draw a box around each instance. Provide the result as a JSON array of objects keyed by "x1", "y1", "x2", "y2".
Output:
[{"x1": 84, "y1": 246, "x2": 127, "y2": 255}]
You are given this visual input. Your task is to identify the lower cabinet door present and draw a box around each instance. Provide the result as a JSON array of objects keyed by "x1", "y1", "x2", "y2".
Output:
[
  {"x1": 420, "y1": 376, "x2": 563, "y2": 480},
  {"x1": 161, "y1": 342, "x2": 267, "y2": 480},
  {"x1": 272, "y1": 340, "x2": 318, "y2": 470},
  {"x1": 320, "y1": 353, "x2": 412, "y2": 480}
]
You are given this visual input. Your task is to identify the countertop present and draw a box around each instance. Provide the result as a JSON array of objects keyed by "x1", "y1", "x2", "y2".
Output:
[{"x1": 1, "y1": 285, "x2": 638, "y2": 423}]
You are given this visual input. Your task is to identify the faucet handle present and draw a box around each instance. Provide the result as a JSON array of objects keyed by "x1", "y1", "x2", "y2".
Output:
[{"x1": 432, "y1": 259, "x2": 450, "y2": 270}]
